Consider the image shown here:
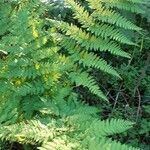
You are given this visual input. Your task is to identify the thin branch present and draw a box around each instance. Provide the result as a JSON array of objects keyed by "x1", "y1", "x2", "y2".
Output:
[{"x1": 136, "y1": 88, "x2": 142, "y2": 122}]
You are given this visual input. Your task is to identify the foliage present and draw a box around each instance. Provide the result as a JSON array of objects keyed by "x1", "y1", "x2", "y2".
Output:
[
  {"x1": 0, "y1": 0, "x2": 148, "y2": 150},
  {"x1": 47, "y1": 0, "x2": 145, "y2": 101},
  {"x1": 97, "y1": 16, "x2": 150, "y2": 149},
  {"x1": 0, "y1": 95, "x2": 140, "y2": 150}
]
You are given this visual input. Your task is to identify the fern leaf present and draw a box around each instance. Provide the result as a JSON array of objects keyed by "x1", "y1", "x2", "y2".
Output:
[
  {"x1": 103, "y1": 0, "x2": 145, "y2": 14},
  {"x1": 69, "y1": 71, "x2": 108, "y2": 101},
  {"x1": 88, "y1": 138, "x2": 140, "y2": 150},
  {"x1": 65, "y1": 0, "x2": 135, "y2": 45},
  {"x1": 49, "y1": 20, "x2": 130, "y2": 58},
  {"x1": 72, "y1": 50, "x2": 121, "y2": 78},
  {"x1": 0, "y1": 120, "x2": 51, "y2": 144},
  {"x1": 89, "y1": 119, "x2": 134, "y2": 137},
  {"x1": 87, "y1": 0, "x2": 141, "y2": 30}
]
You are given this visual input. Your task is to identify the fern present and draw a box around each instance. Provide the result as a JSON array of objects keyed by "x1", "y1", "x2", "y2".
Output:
[
  {"x1": 0, "y1": 0, "x2": 144, "y2": 150},
  {"x1": 0, "y1": 96, "x2": 140, "y2": 150},
  {"x1": 47, "y1": 0, "x2": 143, "y2": 100},
  {"x1": 103, "y1": 0, "x2": 145, "y2": 14},
  {"x1": 87, "y1": 0, "x2": 141, "y2": 30},
  {"x1": 69, "y1": 71, "x2": 108, "y2": 100},
  {"x1": 0, "y1": 0, "x2": 70, "y2": 122}
]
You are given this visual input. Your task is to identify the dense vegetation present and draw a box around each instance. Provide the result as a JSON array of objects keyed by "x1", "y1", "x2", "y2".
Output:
[{"x1": 0, "y1": 0, "x2": 149, "y2": 150}]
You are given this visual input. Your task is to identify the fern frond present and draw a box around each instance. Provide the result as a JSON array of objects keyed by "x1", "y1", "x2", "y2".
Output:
[
  {"x1": 57, "y1": 36, "x2": 120, "y2": 78},
  {"x1": 15, "y1": 81, "x2": 45, "y2": 96},
  {"x1": 126, "y1": 0, "x2": 146, "y2": 3},
  {"x1": 0, "y1": 95, "x2": 19, "y2": 124},
  {"x1": 89, "y1": 119, "x2": 134, "y2": 137},
  {"x1": 88, "y1": 138, "x2": 140, "y2": 150},
  {"x1": 103, "y1": 0, "x2": 145, "y2": 14},
  {"x1": 65, "y1": 0, "x2": 135, "y2": 45},
  {"x1": 0, "y1": 120, "x2": 51, "y2": 144},
  {"x1": 38, "y1": 139, "x2": 79, "y2": 150},
  {"x1": 49, "y1": 20, "x2": 130, "y2": 58},
  {"x1": 72, "y1": 51, "x2": 121, "y2": 78},
  {"x1": 87, "y1": 0, "x2": 141, "y2": 30},
  {"x1": 69, "y1": 71, "x2": 108, "y2": 101}
]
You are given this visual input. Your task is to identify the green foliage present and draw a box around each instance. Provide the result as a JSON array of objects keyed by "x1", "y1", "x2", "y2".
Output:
[
  {"x1": 98, "y1": 24, "x2": 150, "y2": 149},
  {"x1": 139, "y1": 106, "x2": 150, "y2": 136},
  {"x1": 47, "y1": 0, "x2": 144, "y2": 100},
  {"x1": 0, "y1": 0, "x2": 75, "y2": 123},
  {"x1": 0, "y1": 96, "x2": 140, "y2": 150},
  {"x1": 0, "y1": 0, "x2": 146, "y2": 150}
]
